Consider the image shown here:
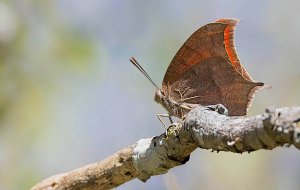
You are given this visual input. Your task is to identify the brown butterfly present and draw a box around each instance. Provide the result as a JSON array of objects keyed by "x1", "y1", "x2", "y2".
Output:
[{"x1": 130, "y1": 18, "x2": 264, "y2": 119}]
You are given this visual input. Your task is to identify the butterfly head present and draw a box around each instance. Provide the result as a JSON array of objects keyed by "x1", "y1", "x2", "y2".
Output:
[{"x1": 154, "y1": 89, "x2": 166, "y2": 105}]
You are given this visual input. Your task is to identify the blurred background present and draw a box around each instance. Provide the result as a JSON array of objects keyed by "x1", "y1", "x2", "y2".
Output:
[{"x1": 0, "y1": 0, "x2": 299, "y2": 190}]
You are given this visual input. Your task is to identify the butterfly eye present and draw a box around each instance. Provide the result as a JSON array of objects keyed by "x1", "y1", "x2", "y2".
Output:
[{"x1": 155, "y1": 89, "x2": 162, "y2": 97}]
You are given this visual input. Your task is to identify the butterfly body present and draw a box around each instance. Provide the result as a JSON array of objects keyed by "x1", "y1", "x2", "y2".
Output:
[{"x1": 154, "y1": 89, "x2": 191, "y2": 118}]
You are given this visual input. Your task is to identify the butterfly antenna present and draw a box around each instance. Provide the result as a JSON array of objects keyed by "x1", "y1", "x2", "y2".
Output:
[{"x1": 130, "y1": 57, "x2": 159, "y2": 89}]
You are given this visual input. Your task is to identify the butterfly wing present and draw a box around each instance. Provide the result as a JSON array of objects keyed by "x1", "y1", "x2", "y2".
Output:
[
  {"x1": 162, "y1": 18, "x2": 264, "y2": 116},
  {"x1": 169, "y1": 56, "x2": 263, "y2": 116}
]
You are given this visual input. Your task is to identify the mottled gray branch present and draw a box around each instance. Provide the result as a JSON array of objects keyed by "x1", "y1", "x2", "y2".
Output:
[
  {"x1": 31, "y1": 106, "x2": 300, "y2": 190},
  {"x1": 186, "y1": 105, "x2": 300, "y2": 152}
]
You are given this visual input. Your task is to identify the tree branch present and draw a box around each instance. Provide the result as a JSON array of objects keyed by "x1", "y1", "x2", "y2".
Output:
[{"x1": 31, "y1": 105, "x2": 300, "y2": 190}]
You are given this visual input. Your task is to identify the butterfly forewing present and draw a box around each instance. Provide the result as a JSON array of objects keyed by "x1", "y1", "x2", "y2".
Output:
[{"x1": 162, "y1": 23, "x2": 228, "y2": 92}]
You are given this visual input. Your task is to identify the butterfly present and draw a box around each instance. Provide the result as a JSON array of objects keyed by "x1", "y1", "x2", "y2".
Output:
[{"x1": 130, "y1": 18, "x2": 264, "y2": 119}]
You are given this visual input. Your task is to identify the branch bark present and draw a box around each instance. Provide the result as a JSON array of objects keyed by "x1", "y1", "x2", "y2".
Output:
[{"x1": 31, "y1": 105, "x2": 300, "y2": 190}]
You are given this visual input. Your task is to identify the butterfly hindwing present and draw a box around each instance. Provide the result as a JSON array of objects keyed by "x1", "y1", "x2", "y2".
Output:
[{"x1": 169, "y1": 57, "x2": 263, "y2": 116}]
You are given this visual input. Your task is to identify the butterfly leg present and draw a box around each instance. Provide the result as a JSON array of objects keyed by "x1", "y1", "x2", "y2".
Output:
[
  {"x1": 157, "y1": 113, "x2": 175, "y2": 134},
  {"x1": 169, "y1": 116, "x2": 174, "y2": 124},
  {"x1": 157, "y1": 113, "x2": 169, "y2": 129}
]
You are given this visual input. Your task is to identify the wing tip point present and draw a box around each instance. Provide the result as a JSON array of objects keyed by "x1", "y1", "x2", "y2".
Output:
[{"x1": 216, "y1": 18, "x2": 240, "y2": 25}]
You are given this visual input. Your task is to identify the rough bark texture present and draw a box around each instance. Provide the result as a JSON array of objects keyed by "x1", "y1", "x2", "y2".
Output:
[
  {"x1": 31, "y1": 106, "x2": 300, "y2": 190},
  {"x1": 31, "y1": 147, "x2": 138, "y2": 190},
  {"x1": 186, "y1": 105, "x2": 300, "y2": 152}
]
